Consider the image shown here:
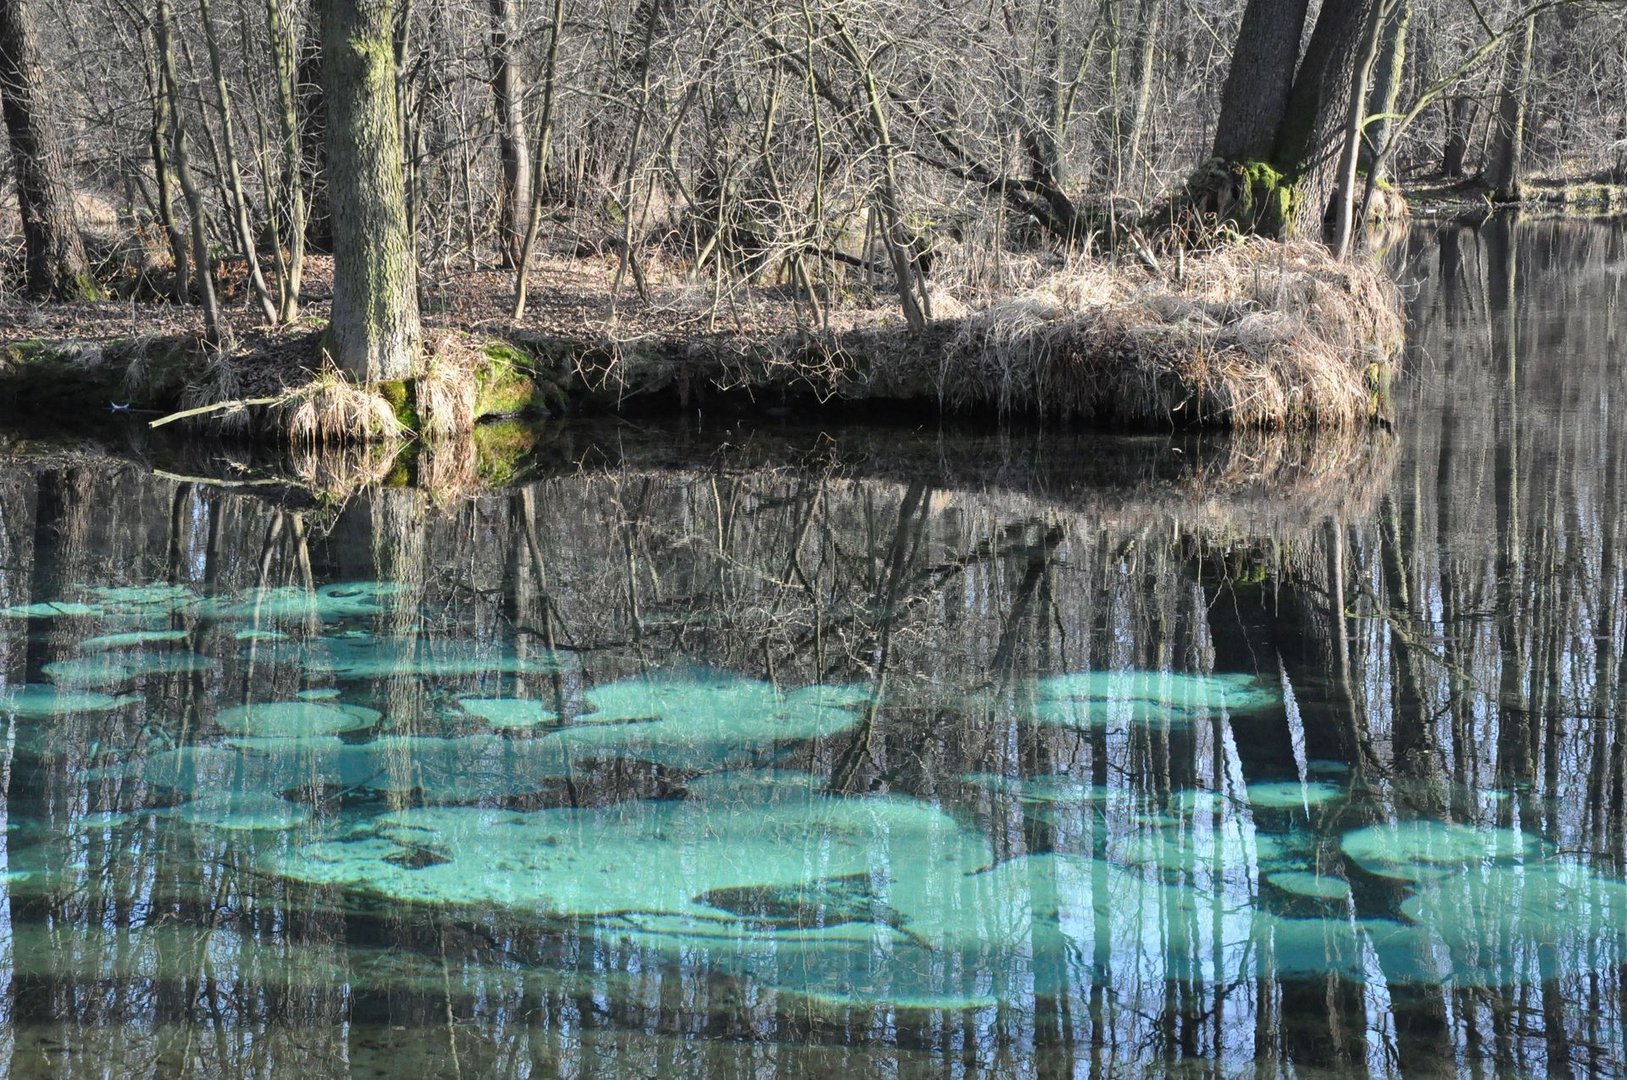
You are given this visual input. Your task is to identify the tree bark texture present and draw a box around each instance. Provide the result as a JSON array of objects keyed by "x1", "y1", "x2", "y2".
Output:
[
  {"x1": 0, "y1": 0, "x2": 92, "y2": 299},
  {"x1": 1359, "y1": 0, "x2": 1411, "y2": 182},
  {"x1": 319, "y1": 0, "x2": 420, "y2": 382},
  {"x1": 1211, "y1": 0, "x2": 1310, "y2": 162},
  {"x1": 1442, "y1": 96, "x2": 1474, "y2": 177},
  {"x1": 489, "y1": 0, "x2": 530, "y2": 267},
  {"x1": 1271, "y1": 0, "x2": 1382, "y2": 239},
  {"x1": 1484, "y1": 14, "x2": 1536, "y2": 201}
]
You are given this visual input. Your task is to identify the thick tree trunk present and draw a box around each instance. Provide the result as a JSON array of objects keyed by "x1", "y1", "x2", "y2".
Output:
[
  {"x1": 1442, "y1": 96, "x2": 1474, "y2": 177},
  {"x1": 1211, "y1": 0, "x2": 1310, "y2": 162},
  {"x1": 489, "y1": 0, "x2": 530, "y2": 268},
  {"x1": 318, "y1": 0, "x2": 420, "y2": 382},
  {"x1": 1271, "y1": 0, "x2": 1383, "y2": 239},
  {"x1": 1484, "y1": 15, "x2": 1536, "y2": 202},
  {"x1": 0, "y1": 0, "x2": 93, "y2": 299}
]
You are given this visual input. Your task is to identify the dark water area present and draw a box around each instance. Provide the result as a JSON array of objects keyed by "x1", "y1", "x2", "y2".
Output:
[{"x1": 0, "y1": 218, "x2": 1624, "y2": 1078}]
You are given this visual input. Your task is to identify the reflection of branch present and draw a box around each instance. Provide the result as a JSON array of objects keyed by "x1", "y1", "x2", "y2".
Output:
[{"x1": 1341, "y1": 576, "x2": 1486, "y2": 693}]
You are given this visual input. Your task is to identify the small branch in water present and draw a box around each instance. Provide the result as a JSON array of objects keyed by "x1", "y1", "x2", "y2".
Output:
[{"x1": 147, "y1": 396, "x2": 282, "y2": 428}]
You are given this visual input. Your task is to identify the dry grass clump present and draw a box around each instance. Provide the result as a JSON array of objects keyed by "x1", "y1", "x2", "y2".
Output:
[
  {"x1": 288, "y1": 440, "x2": 404, "y2": 502},
  {"x1": 415, "y1": 331, "x2": 481, "y2": 439},
  {"x1": 273, "y1": 365, "x2": 407, "y2": 445},
  {"x1": 935, "y1": 239, "x2": 1404, "y2": 429},
  {"x1": 415, "y1": 436, "x2": 482, "y2": 509}
]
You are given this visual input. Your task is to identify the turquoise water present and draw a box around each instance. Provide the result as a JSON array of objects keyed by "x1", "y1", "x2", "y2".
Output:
[{"x1": 1, "y1": 218, "x2": 1626, "y2": 1076}]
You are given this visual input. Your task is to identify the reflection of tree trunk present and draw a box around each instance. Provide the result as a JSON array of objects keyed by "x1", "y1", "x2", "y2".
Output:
[
  {"x1": 335, "y1": 489, "x2": 426, "y2": 793},
  {"x1": 25, "y1": 470, "x2": 93, "y2": 679},
  {"x1": 832, "y1": 479, "x2": 931, "y2": 793},
  {"x1": 991, "y1": 524, "x2": 1064, "y2": 684},
  {"x1": 1486, "y1": 220, "x2": 1532, "y2": 792},
  {"x1": 1381, "y1": 495, "x2": 1436, "y2": 783}
]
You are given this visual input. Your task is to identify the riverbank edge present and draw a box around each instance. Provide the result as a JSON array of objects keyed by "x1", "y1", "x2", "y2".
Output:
[
  {"x1": 1402, "y1": 175, "x2": 1627, "y2": 221},
  {"x1": 0, "y1": 240, "x2": 1404, "y2": 439}
]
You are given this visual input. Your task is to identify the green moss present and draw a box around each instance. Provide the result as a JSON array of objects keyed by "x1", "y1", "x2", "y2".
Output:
[
  {"x1": 376, "y1": 378, "x2": 417, "y2": 429},
  {"x1": 476, "y1": 374, "x2": 539, "y2": 417},
  {"x1": 473, "y1": 340, "x2": 560, "y2": 419},
  {"x1": 472, "y1": 419, "x2": 537, "y2": 484},
  {"x1": 1234, "y1": 161, "x2": 1295, "y2": 236},
  {"x1": 67, "y1": 271, "x2": 106, "y2": 302}
]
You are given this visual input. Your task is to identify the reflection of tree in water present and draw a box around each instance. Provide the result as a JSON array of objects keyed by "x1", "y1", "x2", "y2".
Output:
[{"x1": 1, "y1": 224, "x2": 1626, "y2": 1077}]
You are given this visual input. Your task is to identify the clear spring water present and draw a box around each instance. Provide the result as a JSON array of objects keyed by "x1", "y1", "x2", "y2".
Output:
[{"x1": 0, "y1": 218, "x2": 1625, "y2": 1077}]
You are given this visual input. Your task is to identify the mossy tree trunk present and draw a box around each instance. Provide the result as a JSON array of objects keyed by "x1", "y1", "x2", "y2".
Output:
[
  {"x1": 0, "y1": 0, "x2": 93, "y2": 300},
  {"x1": 1270, "y1": 0, "x2": 1384, "y2": 240},
  {"x1": 319, "y1": 0, "x2": 420, "y2": 383},
  {"x1": 1207, "y1": 0, "x2": 1384, "y2": 245}
]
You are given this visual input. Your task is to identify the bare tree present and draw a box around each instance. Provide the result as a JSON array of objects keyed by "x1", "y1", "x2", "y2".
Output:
[{"x1": 0, "y1": 0, "x2": 93, "y2": 298}]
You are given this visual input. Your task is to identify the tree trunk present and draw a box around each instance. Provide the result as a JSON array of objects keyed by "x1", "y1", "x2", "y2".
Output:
[
  {"x1": 1442, "y1": 96, "x2": 1474, "y2": 178},
  {"x1": 157, "y1": 0, "x2": 227, "y2": 346},
  {"x1": 488, "y1": 0, "x2": 530, "y2": 268},
  {"x1": 1271, "y1": 0, "x2": 1383, "y2": 239},
  {"x1": 1211, "y1": 0, "x2": 1311, "y2": 162},
  {"x1": 318, "y1": 0, "x2": 420, "y2": 382},
  {"x1": 511, "y1": 0, "x2": 565, "y2": 319},
  {"x1": 263, "y1": 0, "x2": 307, "y2": 320},
  {"x1": 147, "y1": 45, "x2": 189, "y2": 301},
  {"x1": 198, "y1": 0, "x2": 279, "y2": 323},
  {"x1": 297, "y1": 21, "x2": 332, "y2": 253},
  {"x1": 1122, "y1": 0, "x2": 1165, "y2": 192},
  {"x1": 1359, "y1": 0, "x2": 1411, "y2": 184},
  {"x1": 1330, "y1": 0, "x2": 1388, "y2": 257},
  {"x1": 1030, "y1": 0, "x2": 1067, "y2": 188},
  {"x1": 0, "y1": 0, "x2": 93, "y2": 299},
  {"x1": 1484, "y1": 14, "x2": 1536, "y2": 202}
]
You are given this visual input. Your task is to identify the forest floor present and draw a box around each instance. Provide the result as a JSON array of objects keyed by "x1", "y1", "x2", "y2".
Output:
[{"x1": 1, "y1": 234, "x2": 1405, "y2": 439}]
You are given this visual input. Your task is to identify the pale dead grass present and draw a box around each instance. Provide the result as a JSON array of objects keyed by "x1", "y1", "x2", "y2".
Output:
[
  {"x1": 273, "y1": 365, "x2": 406, "y2": 445},
  {"x1": 928, "y1": 239, "x2": 1403, "y2": 429}
]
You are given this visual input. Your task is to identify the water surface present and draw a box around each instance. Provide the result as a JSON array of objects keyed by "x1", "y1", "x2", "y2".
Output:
[{"x1": 1, "y1": 218, "x2": 1625, "y2": 1077}]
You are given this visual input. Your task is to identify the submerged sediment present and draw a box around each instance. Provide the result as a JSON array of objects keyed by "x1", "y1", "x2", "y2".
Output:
[{"x1": 0, "y1": 240, "x2": 1403, "y2": 440}]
